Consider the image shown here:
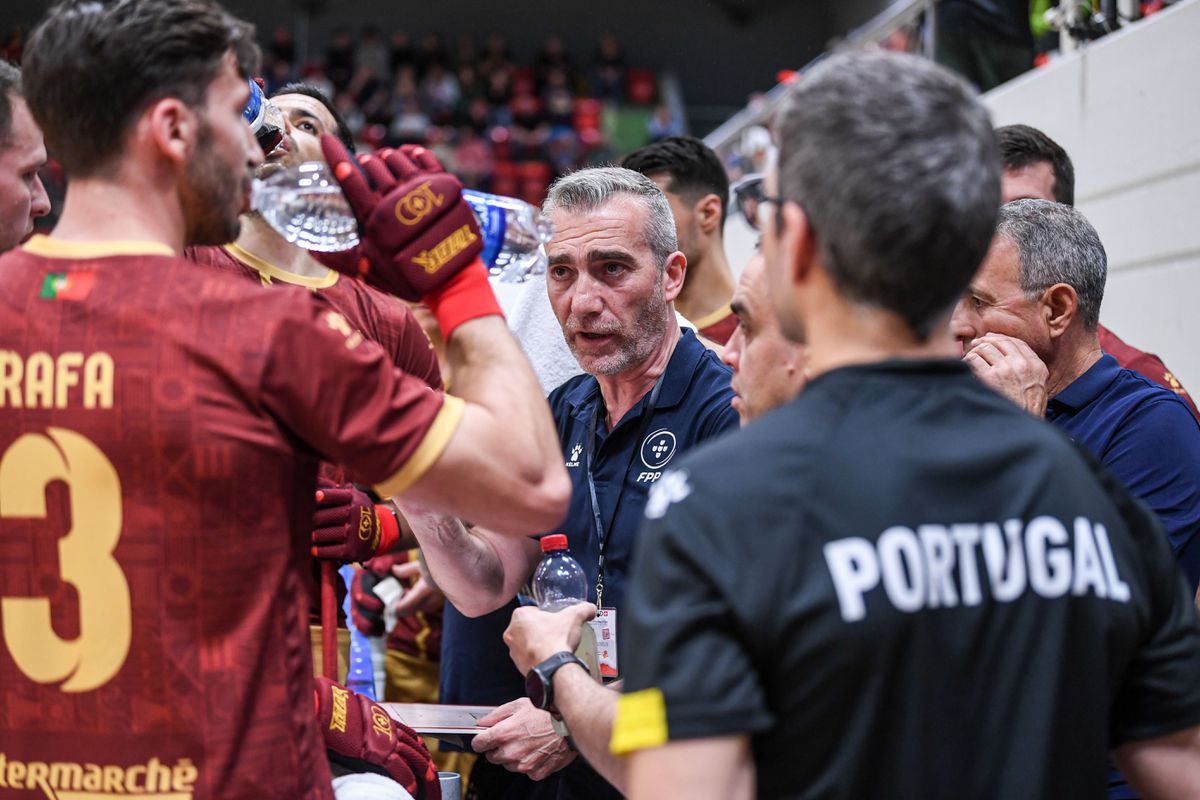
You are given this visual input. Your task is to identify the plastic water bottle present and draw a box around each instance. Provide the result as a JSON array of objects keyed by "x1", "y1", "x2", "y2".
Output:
[
  {"x1": 532, "y1": 534, "x2": 588, "y2": 610},
  {"x1": 251, "y1": 161, "x2": 362, "y2": 253},
  {"x1": 249, "y1": 161, "x2": 554, "y2": 281},
  {"x1": 531, "y1": 534, "x2": 600, "y2": 678},
  {"x1": 243, "y1": 79, "x2": 285, "y2": 155}
]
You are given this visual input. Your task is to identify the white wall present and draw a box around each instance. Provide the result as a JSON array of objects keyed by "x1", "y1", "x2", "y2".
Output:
[{"x1": 984, "y1": 0, "x2": 1200, "y2": 389}]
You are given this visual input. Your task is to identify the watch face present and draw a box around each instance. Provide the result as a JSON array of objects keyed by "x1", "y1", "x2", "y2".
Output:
[{"x1": 525, "y1": 668, "x2": 549, "y2": 710}]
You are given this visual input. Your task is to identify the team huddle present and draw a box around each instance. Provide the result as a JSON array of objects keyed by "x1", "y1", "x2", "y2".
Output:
[{"x1": 2, "y1": 0, "x2": 1200, "y2": 799}]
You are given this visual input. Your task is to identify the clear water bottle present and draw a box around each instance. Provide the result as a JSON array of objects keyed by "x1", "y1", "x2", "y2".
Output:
[
  {"x1": 249, "y1": 160, "x2": 554, "y2": 281},
  {"x1": 251, "y1": 161, "x2": 361, "y2": 253},
  {"x1": 243, "y1": 79, "x2": 285, "y2": 156},
  {"x1": 531, "y1": 534, "x2": 600, "y2": 678},
  {"x1": 532, "y1": 534, "x2": 588, "y2": 610}
]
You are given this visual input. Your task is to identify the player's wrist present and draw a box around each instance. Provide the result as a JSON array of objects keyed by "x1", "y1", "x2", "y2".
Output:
[
  {"x1": 374, "y1": 503, "x2": 400, "y2": 557},
  {"x1": 423, "y1": 257, "x2": 503, "y2": 339}
]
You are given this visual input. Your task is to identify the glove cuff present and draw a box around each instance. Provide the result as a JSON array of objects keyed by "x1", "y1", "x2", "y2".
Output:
[
  {"x1": 374, "y1": 503, "x2": 401, "y2": 558},
  {"x1": 424, "y1": 257, "x2": 503, "y2": 339}
]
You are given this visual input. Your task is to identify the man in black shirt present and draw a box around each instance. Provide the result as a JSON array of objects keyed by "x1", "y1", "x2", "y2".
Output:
[{"x1": 611, "y1": 50, "x2": 1200, "y2": 799}]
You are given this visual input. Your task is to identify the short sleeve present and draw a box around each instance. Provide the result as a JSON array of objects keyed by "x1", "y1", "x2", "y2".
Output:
[
  {"x1": 612, "y1": 477, "x2": 774, "y2": 754},
  {"x1": 1103, "y1": 397, "x2": 1200, "y2": 564},
  {"x1": 1107, "y1": 471, "x2": 1200, "y2": 746},
  {"x1": 260, "y1": 293, "x2": 461, "y2": 495}
]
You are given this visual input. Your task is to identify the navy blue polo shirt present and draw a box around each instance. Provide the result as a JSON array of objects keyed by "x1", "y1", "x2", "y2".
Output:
[
  {"x1": 439, "y1": 328, "x2": 737, "y2": 743},
  {"x1": 1046, "y1": 354, "x2": 1200, "y2": 589}
]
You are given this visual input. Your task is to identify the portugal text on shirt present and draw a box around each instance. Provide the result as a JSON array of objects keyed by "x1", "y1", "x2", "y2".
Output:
[{"x1": 825, "y1": 516, "x2": 1132, "y2": 622}]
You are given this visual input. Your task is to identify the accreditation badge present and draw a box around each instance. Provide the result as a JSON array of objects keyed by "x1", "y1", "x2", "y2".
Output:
[{"x1": 589, "y1": 607, "x2": 618, "y2": 679}]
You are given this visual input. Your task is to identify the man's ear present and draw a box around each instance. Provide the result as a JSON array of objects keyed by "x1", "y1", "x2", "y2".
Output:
[
  {"x1": 1042, "y1": 283, "x2": 1079, "y2": 338},
  {"x1": 141, "y1": 97, "x2": 198, "y2": 166},
  {"x1": 694, "y1": 193, "x2": 724, "y2": 235},
  {"x1": 780, "y1": 201, "x2": 817, "y2": 287},
  {"x1": 662, "y1": 250, "x2": 687, "y2": 302}
]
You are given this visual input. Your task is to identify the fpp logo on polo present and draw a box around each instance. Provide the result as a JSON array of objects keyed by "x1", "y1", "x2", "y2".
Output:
[{"x1": 636, "y1": 429, "x2": 677, "y2": 483}]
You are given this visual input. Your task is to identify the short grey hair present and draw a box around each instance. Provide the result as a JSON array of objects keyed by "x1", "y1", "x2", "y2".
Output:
[
  {"x1": 775, "y1": 50, "x2": 1000, "y2": 339},
  {"x1": 543, "y1": 166, "x2": 678, "y2": 268},
  {"x1": 996, "y1": 199, "x2": 1107, "y2": 330},
  {"x1": 0, "y1": 61, "x2": 20, "y2": 144}
]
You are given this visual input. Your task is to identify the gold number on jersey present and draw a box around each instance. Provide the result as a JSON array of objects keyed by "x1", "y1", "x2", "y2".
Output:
[{"x1": 0, "y1": 428, "x2": 130, "y2": 692}]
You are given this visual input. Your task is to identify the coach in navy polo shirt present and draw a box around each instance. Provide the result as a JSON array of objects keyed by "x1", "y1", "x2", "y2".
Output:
[
  {"x1": 952, "y1": 199, "x2": 1200, "y2": 597},
  {"x1": 400, "y1": 166, "x2": 737, "y2": 800}
]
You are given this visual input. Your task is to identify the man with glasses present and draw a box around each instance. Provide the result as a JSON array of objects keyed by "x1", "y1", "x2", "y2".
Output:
[{"x1": 611, "y1": 51, "x2": 1200, "y2": 799}]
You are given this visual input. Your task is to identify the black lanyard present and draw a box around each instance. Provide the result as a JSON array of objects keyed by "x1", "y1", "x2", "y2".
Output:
[{"x1": 584, "y1": 372, "x2": 666, "y2": 609}]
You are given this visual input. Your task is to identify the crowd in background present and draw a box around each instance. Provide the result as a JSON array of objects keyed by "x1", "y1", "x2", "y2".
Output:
[
  {"x1": 262, "y1": 27, "x2": 679, "y2": 205},
  {"x1": 2, "y1": 24, "x2": 681, "y2": 210}
]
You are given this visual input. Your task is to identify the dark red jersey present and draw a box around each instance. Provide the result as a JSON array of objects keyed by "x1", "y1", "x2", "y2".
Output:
[
  {"x1": 189, "y1": 244, "x2": 447, "y2": 658},
  {"x1": 694, "y1": 304, "x2": 738, "y2": 346},
  {"x1": 0, "y1": 236, "x2": 462, "y2": 799}
]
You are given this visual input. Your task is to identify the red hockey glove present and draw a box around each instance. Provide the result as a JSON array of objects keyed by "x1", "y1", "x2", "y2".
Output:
[
  {"x1": 313, "y1": 677, "x2": 441, "y2": 800},
  {"x1": 318, "y1": 135, "x2": 501, "y2": 338},
  {"x1": 312, "y1": 479, "x2": 400, "y2": 563}
]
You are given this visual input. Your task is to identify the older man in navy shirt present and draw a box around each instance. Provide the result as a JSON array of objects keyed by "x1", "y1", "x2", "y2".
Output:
[
  {"x1": 952, "y1": 199, "x2": 1200, "y2": 593},
  {"x1": 399, "y1": 167, "x2": 738, "y2": 800}
]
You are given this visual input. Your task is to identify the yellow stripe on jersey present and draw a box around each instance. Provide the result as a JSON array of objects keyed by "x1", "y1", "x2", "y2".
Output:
[
  {"x1": 21, "y1": 234, "x2": 175, "y2": 259},
  {"x1": 374, "y1": 395, "x2": 465, "y2": 498},
  {"x1": 611, "y1": 688, "x2": 669, "y2": 754},
  {"x1": 687, "y1": 302, "x2": 734, "y2": 331},
  {"x1": 224, "y1": 243, "x2": 339, "y2": 289}
]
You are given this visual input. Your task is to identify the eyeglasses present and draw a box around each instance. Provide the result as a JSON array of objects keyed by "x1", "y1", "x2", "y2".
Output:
[{"x1": 730, "y1": 173, "x2": 785, "y2": 232}]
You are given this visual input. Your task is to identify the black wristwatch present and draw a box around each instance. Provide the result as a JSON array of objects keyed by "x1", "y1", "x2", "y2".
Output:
[{"x1": 525, "y1": 651, "x2": 587, "y2": 712}]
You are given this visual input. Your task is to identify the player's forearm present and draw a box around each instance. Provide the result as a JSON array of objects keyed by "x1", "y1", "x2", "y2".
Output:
[
  {"x1": 628, "y1": 737, "x2": 755, "y2": 800},
  {"x1": 442, "y1": 315, "x2": 569, "y2": 532},
  {"x1": 554, "y1": 666, "x2": 628, "y2": 793},
  {"x1": 402, "y1": 506, "x2": 533, "y2": 617}
]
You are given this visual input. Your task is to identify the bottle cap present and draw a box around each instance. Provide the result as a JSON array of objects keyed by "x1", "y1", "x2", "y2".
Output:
[{"x1": 540, "y1": 534, "x2": 568, "y2": 553}]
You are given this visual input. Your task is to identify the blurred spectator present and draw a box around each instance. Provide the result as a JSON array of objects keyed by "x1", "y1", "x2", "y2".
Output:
[
  {"x1": 1, "y1": 30, "x2": 22, "y2": 63},
  {"x1": 453, "y1": 125, "x2": 495, "y2": 190},
  {"x1": 418, "y1": 32, "x2": 448, "y2": 77},
  {"x1": 358, "y1": 26, "x2": 391, "y2": 79},
  {"x1": 325, "y1": 27, "x2": 356, "y2": 90},
  {"x1": 535, "y1": 35, "x2": 574, "y2": 90},
  {"x1": 647, "y1": 104, "x2": 684, "y2": 141},
  {"x1": 936, "y1": 0, "x2": 1035, "y2": 91},
  {"x1": 541, "y1": 67, "x2": 575, "y2": 128},
  {"x1": 480, "y1": 33, "x2": 515, "y2": 80},
  {"x1": 453, "y1": 35, "x2": 479, "y2": 70},
  {"x1": 421, "y1": 62, "x2": 461, "y2": 123},
  {"x1": 390, "y1": 31, "x2": 415, "y2": 74},
  {"x1": 267, "y1": 25, "x2": 295, "y2": 66},
  {"x1": 590, "y1": 32, "x2": 626, "y2": 102},
  {"x1": 391, "y1": 97, "x2": 431, "y2": 144}
]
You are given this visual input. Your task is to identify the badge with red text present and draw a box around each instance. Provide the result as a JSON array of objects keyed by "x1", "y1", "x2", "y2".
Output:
[{"x1": 589, "y1": 607, "x2": 618, "y2": 679}]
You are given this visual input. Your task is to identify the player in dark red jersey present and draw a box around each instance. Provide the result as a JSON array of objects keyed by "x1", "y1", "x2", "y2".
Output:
[
  {"x1": 188, "y1": 84, "x2": 460, "y2": 776},
  {"x1": 0, "y1": 2, "x2": 568, "y2": 800}
]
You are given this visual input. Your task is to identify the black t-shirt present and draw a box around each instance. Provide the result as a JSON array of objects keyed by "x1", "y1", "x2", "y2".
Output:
[{"x1": 616, "y1": 359, "x2": 1200, "y2": 799}]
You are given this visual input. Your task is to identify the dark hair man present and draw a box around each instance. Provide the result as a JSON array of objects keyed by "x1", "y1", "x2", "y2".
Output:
[
  {"x1": 622, "y1": 136, "x2": 739, "y2": 344},
  {"x1": 721, "y1": 250, "x2": 807, "y2": 423},
  {"x1": 189, "y1": 82, "x2": 466, "y2": 777},
  {"x1": 951, "y1": 199, "x2": 1200, "y2": 582},
  {"x1": 0, "y1": 61, "x2": 50, "y2": 251},
  {"x1": 400, "y1": 166, "x2": 739, "y2": 799},
  {"x1": 612, "y1": 51, "x2": 1200, "y2": 799},
  {"x1": 996, "y1": 123, "x2": 1200, "y2": 420},
  {"x1": 0, "y1": 2, "x2": 567, "y2": 799}
]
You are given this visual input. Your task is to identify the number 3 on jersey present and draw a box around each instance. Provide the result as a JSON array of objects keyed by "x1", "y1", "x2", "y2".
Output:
[{"x1": 0, "y1": 427, "x2": 130, "y2": 692}]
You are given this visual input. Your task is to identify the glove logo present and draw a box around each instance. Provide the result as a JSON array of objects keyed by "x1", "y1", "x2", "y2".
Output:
[
  {"x1": 358, "y1": 507, "x2": 375, "y2": 541},
  {"x1": 394, "y1": 181, "x2": 444, "y2": 225},
  {"x1": 370, "y1": 705, "x2": 394, "y2": 740},
  {"x1": 330, "y1": 685, "x2": 350, "y2": 733},
  {"x1": 413, "y1": 224, "x2": 479, "y2": 274}
]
